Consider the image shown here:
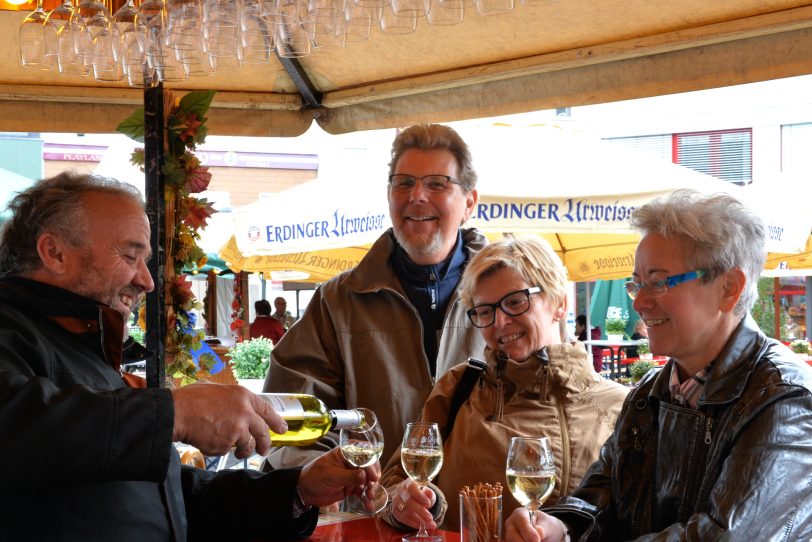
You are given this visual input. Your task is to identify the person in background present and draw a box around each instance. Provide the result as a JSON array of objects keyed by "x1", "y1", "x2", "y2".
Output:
[
  {"x1": 0, "y1": 172, "x2": 380, "y2": 541},
  {"x1": 504, "y1": 190, "x2": 812, "y2": 541},
  {"x1": 263, "y1": 124, "x2": 488, "y2": 471},
  {"x1": 272, "y1": 296, "x2": 296, "y2": 330},
  {"x1": 623, "y1": 317, "x2": 648, "y2": 359},
  {"x1": 575, "y1": 314, "x2": 603, "y2": 372},
  {"x1": 250, "y1": 298, "x2": 285, "y2": 343},
  {"x1": 380, "y1": 237, "x2": 628, "y2": 533}
]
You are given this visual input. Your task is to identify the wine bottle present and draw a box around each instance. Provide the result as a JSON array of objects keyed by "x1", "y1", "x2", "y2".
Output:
[{"x1": 259, "y1": 393, "x2": 366, "y2": 446}]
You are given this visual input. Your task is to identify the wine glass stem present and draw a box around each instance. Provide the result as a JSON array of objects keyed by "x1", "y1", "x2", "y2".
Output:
[
  {"x1": 528, "y1": 506, "x2": 536, "y2": 525},
  {"x1": 416, "y1": 484, "x2": 429, "y2": 536}
]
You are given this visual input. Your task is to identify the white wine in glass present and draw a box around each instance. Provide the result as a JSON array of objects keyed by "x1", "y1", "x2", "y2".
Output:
[
  {"x1": 339, "y1": 408, "x2": 388, "y2": 514},
  {"x1": 400, "y1": 422, "x2": 443, "y2": 542},
  {"x1": 505, "y1": 437, "x2": 556, "y2": 525}
]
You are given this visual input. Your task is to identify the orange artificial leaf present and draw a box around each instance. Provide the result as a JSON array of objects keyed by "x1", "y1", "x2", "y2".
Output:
[
  {"x1": 187, "y1": 166, "x2": 211, "y2": 193},
  {"x1": 184, "y1": 198, "x2": 216, "y2": 230}
]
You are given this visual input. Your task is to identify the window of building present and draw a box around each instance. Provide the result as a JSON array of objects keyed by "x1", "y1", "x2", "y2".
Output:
[
  {"x1": 781, "y1": 122, "x2": 812, "y2": 174},
  {"x1": 674, "y1": 128, "x2": 752, "y2": 185},
  {"x1": 604, "y1": 134, "x2": 671, "y2": 162}
]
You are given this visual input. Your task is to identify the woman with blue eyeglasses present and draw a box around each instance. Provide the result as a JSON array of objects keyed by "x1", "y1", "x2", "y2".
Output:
[
  {"x1": 505, "y1": 190, "x2": 812, "y2": 542},
  {"x1": 379, "y1": 236, "x2": 627, "y2": 534}
]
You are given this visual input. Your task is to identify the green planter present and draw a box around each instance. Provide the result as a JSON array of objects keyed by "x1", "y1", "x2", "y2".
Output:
[
  {"x1": 228, "y1": 338, "x2": 273, "y2": 380},
  {"x1": 605, "y1": 318, "x2": 627, "y2": 338}
]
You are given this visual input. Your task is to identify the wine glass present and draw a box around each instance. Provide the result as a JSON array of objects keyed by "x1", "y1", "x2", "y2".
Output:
[
  {"x1": 505, "y1": 437, "x2": 556, "y2": 526},
  {"x1": 19, "y1": 0, "x2": 56, "y2": 69},
  {"x1": 339, "y1": 408, "x2": 388, "y2": 514},
  {"x1": 400, "y1": 422, "x2": 444, "y2": 542},
  {"x1": 44, "y1": 0, "x2": 91, "y2": 76}
]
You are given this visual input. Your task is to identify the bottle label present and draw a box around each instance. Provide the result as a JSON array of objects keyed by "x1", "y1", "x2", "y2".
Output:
[
  {"x1": 332, "y1": 409, "x2": 364, "y2": 430},
  {"x1": 259, "y1": 394, "x2": 305, "y2": 418}
]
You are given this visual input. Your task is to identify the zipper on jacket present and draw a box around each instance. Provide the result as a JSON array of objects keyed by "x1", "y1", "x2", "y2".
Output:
[
  {"x1": 555, "y1": 394, "x2": 572, "y2": 496},
  {"x1": 540, "y1": 354, "x2": 550, "y2": 400},
  {"x1": 388, "y1": 288, "x2": 438, "y2": 387},
  {"x1": 631, "y1": 425, "x2": 642, "y2": 451},
  {"x1": 540, "y1": 353, "x2": 572, "y2": 497},
  {"x1": 704, "y1": 417, "x2": 713, "y2": 445},
  {"x1": 428, "y1": 271, "x2": 438, "y2": 310}
]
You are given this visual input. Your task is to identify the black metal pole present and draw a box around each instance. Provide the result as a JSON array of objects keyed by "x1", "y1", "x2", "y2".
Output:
[
  {"x1": 144, "y1": 82, "x2": 167, "y2": 389},
  {"x1": 806, "y1": 276, "x2": 811, "y2": 342}
]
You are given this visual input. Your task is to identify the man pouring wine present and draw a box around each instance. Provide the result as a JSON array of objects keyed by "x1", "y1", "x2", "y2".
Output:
[{"x1": 0, "y1": 172, "x2": 382, "y2": 541}]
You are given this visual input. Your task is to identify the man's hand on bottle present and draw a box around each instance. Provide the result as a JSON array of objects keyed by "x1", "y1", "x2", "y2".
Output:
[
  {"x1": 297, "y1": 447, "x2": 381, "y2": 508},
  {"x1": 171, "y1": 383, "x2": 288, "y2": 458}
]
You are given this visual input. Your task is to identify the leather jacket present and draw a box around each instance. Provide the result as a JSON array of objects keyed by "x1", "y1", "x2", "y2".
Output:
[
  {"x1": 0, "y1": 277, "x2": 317, "y2": 541},
  {"x1": 547, "y1": 316, "x2": 812, "y2": 541}
]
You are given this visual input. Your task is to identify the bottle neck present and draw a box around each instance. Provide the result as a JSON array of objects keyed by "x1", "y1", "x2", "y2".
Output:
[{"x1": 331, "y1": 409, "x2": 364, "y2": 430}]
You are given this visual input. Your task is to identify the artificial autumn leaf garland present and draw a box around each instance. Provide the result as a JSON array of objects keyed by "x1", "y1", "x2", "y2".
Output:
[{"x1": 117, "y1": 89, "x2": 217, "y2": 383}]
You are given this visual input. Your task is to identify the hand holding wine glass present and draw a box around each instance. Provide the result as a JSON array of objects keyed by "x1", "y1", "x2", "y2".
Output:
[
  {"x1": 505, "y1": 437, "x2": 556, "y2": 525},
  {"x1": 339, "y1": 407, "x2": 388, "y2": 514},
  {"x1": 400, "y1": 422, "x2": 444, "y2": 542}
]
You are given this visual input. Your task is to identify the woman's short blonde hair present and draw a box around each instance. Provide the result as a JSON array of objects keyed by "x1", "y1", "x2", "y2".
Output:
[{"x1": 459, "y1": 236, "x2": 568, "y2": 311}]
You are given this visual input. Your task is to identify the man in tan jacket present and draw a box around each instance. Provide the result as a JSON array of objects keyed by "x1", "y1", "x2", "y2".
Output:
[{"x1": 263, "y1": 124, "x2": 488, "y2": 471}]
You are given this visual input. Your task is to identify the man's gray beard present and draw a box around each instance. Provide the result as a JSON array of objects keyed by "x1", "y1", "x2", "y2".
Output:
[{"x1": 393, "y1": 227, "x2": 446, "y2": 262}]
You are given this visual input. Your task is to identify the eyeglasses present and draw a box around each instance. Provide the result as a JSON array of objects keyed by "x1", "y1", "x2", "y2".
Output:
[
  {"x1": 388, "y1": 174, "x2": 461, "y2": 193},
  {"x1": 624, "y1": 270, "x2": 708, "y2": 300},
  {"x1": 466, "y1": 287, "x2": 541, "y2": 328}
]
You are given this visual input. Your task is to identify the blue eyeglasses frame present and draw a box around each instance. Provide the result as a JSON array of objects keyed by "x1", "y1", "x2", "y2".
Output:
[{"x1": 624, "y1": 270, "x2": 708, "y2": 300}]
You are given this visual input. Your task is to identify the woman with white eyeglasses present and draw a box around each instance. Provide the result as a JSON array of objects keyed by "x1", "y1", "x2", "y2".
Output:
[{"x1": 379, "y1": 236, "x2": 627, "y2": 533}]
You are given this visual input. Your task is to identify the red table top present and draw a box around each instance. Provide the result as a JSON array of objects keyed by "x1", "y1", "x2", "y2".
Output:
[{"x1": 307, "y1": 515, "x2": 459, "y2": 542}]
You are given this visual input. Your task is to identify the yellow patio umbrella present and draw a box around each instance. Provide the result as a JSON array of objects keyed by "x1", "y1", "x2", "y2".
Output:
[
  {"x1": 765, "y1": 235, "x2": 812, "y2": 272},
  {"x1": 215, "y1": 125, "x2": 811, "y2": 283},
  {"x1": 216, "y1": 175, "x2": 391, "y2": 282},
  {"x1": 463, "y1": 125, "x2": 811, "y2": 281},
  {"x1": 218, "y1": 235, "x2": 371, "y2": 283},
  {"x1": 484, "y1": 231, "x2": 639, "y2": 282}
]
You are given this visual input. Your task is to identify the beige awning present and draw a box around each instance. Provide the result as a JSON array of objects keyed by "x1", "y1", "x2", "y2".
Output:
[{"x1": 4, "y1": 1, "x2": 812, "y2": 135}]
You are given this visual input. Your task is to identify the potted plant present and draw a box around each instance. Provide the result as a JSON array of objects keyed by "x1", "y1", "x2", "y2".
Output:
[
  {"x1": 605, "y1": 318, "x2": 627, "y2": 342},
  {"x1": 790, "y1": 339, "x2": 811, "y2": 358},
  {"x1": 629, "y1": 359, "x2": 657, "y2": 383},
  {"x1": 637, "y1": 340, "x2": 653, "y2": 361},
  {"x1": 228, "y1": 337, "x2": 273, "y2": 392}
]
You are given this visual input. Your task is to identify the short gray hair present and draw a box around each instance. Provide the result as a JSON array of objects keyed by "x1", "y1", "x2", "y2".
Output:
[
  {"x1": 388, "y1": 124, "x2": 478, "y2": 192},
  {"x1": 631, "y1": 189, "x2": 765, "y2": 316},
  {"x1": 0, "y1": 171, "x2": 144, "y2": 278}
]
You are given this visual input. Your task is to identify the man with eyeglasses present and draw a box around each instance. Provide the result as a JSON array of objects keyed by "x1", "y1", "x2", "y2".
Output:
[
  {"x1": 263, "y1": 124, "x2": 487, "y2": 474},
  {"x1": 504, "y1": 189, "x2": 812, "y2": 542}
]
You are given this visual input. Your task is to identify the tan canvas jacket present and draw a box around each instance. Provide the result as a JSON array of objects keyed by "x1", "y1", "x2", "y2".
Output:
[
  {"x1": 263, "y1": 228, "x2": 488, "y2": 469},
  {"x1": 381, "y1": 342, "x2": 629, "y2": 531}
]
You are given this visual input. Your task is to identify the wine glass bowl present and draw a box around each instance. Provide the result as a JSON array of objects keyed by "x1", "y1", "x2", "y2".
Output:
[
  {"x1": 505, "y1": 436, "x2": 556, "y2": 524},
  {"x1": 339, "y1": 407, "x2": 388, "y2": 514},
  {"x1": 400, "y1": 422, "x2": 443, "y2": 542},
  {"x1": 45, "y1": 0, "x2": 92, "y2": 76},
  {"x1": 19, "y1": 0, "x2": 57, "y2": 69}
]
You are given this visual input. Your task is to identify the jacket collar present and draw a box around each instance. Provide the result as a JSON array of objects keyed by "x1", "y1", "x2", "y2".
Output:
[
  {"x1": 344, "y1": 227, "x2": 488, "y2": 295},
  {"x1": 649, "y1": 315, "x2": 769, "y2": 406},
  {"x1": 0, "y1": 277, "x2": 126, "y2": 372},
  {"x1": 482, "y1": 341, "x2": 598, "y2": 396}
]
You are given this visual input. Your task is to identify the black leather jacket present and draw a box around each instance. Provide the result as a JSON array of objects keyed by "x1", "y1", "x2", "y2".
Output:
[
  {"x1": 0, "y1": 277, "x2": 317, "y2": 541},
  {"x1": 547, "y1": 316, "x2": 812, "y2": 541}
]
